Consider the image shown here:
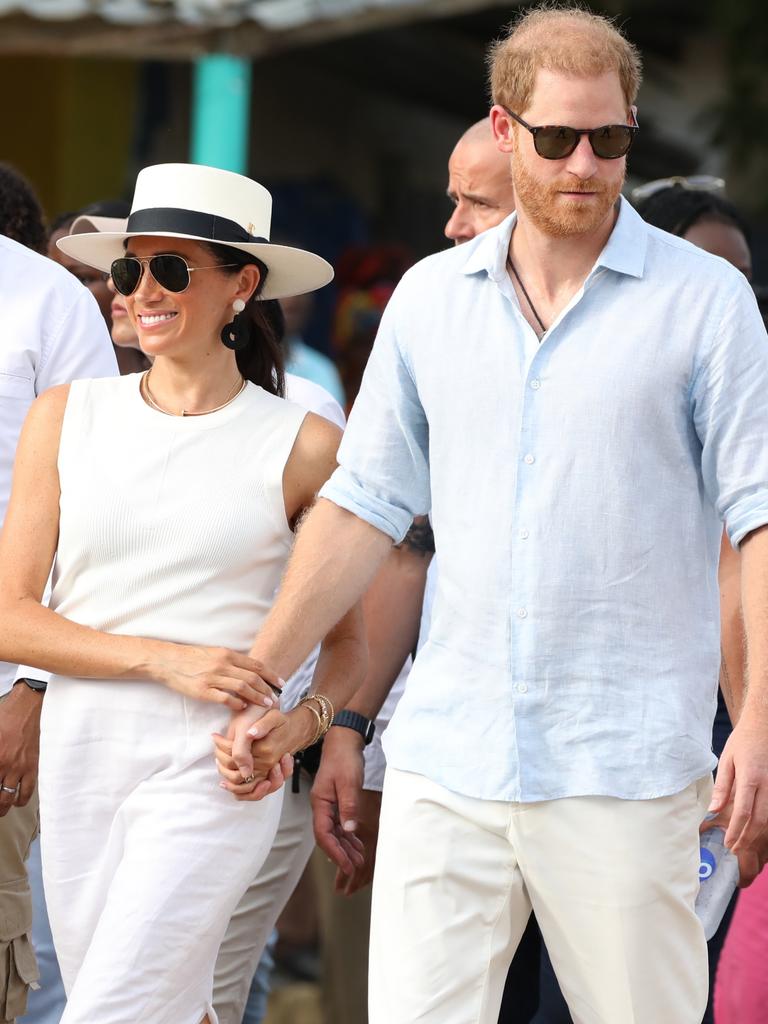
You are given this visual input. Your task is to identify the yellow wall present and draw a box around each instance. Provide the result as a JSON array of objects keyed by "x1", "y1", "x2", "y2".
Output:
[{"x1": 0, "y1": 56, "x2": 138, "y2": 222}]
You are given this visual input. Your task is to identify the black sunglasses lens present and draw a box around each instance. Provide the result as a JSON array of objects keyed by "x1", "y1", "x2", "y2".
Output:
[
  {"x1": 590, "y1": 125, "x2": 633, "y2": 159},
  {"x1": 149, "y1": 255, "x2": 190, "y2": 293},
  {"x1": 535, "y1": 126, "x2": 579, "y2": 159},
  {"x1": 111, "y1": 258, "x2": 142, "y2": 296}
]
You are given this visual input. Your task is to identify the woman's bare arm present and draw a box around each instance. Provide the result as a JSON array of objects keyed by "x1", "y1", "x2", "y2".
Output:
[{"x1": 0, "y1": 387, "x2": 278, "y2": 710}]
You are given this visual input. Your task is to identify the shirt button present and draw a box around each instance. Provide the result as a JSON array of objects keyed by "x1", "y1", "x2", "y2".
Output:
[
  {"x1": 516, "y1": 607, "x2": 528, "y2": 619},
  {"x1": 519, "y1": 528, "x2": 529, "y2": 540},
  {"x1": 517, "y1": 682, "x2": 529, "y2": 694},
  {"x1": 530, "y1": 379, "x2": 541, "y2": 390},
  {"x1": 523, "y1": 454, "x2": 535, "y2": 465}
]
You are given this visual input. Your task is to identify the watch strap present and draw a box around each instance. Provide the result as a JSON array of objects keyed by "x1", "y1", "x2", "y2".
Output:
[
  {"x1": 14, "y1": 677, "x2": 48, "y2": 694},
  {"x1": 332, "y1": 709, "x2": 375, "y2": 745}
]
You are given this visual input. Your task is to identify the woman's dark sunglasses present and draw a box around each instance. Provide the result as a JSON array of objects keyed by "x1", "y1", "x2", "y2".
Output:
[
  {"x1": 503, "y1": 106, "x2": 639, "y2": 160},
  {"x1": 110, "y1": 254, "x2": 237, "y2": 296}
]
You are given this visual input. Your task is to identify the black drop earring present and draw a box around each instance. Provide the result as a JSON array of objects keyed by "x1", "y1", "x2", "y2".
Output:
[{"x1": 221, "y1": 299, "x2": 249, "y2": 350}]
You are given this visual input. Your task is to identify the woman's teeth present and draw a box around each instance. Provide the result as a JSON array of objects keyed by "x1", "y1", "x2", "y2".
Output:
[{"x1": 139, "y1": 313, "x2": 177, "y2": 325}]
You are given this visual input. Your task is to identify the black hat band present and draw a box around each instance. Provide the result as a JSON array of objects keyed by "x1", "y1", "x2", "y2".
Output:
[{"x1": 126, "y1": 207, "x2": 268, "y2": 245}]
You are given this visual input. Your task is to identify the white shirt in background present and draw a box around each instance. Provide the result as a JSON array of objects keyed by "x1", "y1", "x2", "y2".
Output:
[{"x1": 0, "y1": 234, "x2": 117, "y2": 694}]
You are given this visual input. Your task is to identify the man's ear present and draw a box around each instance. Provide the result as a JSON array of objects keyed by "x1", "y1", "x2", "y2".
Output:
[{"x1": 490, "y1": 105, "x2": 516, "y2": 154}]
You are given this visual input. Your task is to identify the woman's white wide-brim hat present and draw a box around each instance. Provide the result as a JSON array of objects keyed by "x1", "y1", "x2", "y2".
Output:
[{"x1": 57, "y1": 164, "x2": 334, "y2": 301}]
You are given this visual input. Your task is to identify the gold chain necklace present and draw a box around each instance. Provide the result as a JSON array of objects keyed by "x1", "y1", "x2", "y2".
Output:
[{"x1": 141, "y1": 369, "x2": 246, "y2": 417}]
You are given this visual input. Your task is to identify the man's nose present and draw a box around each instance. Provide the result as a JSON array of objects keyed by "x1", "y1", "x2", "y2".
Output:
[
  {"x1": 563, "y1": 133, "x2": 599, "y2": 179},
  {"x1": 444, "y1": 204, "x2": 473, "y2": 245}
]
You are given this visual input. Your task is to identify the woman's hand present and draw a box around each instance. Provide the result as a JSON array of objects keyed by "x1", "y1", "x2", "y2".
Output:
[
  {"x1": 212, "y1": 705, "x2": 317, "y2": 800},
  {"x1": 151, "y1": 643, "x2": 282, "y2": 711}
]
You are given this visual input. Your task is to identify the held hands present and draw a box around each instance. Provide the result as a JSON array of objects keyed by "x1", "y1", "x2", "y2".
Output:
[
  {"x1": 154, "y1": 643, "x2": 282, "y2": 711},
  {"x1": 212, "y1": 703, "x2": 317, "y2": 801},
  {"x1": 709, "y1": 708, "x2": 768, "y2": 879}
]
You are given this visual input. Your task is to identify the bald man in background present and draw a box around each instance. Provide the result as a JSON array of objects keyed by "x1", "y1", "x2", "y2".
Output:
[{"x1": 444, "y1": 118, "x2": 516, "y2": 243}]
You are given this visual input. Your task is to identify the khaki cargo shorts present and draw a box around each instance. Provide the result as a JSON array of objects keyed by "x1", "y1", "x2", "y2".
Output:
[{"x1": 0, "y1": 789, "x2": 39, "y2": 1023}]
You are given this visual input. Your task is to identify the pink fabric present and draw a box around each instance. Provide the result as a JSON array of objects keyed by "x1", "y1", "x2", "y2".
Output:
[{"x1": 714, "y1": 867, "x2": 768, "y2": 1023}]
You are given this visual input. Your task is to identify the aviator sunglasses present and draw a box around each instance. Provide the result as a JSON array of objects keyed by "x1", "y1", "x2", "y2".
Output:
[
  {"x1": 110, "y1": 254, "x2": 238, "y2": 296},
  {"x1": 503, "y1": 106, "x2": 639, "y2": 160}
]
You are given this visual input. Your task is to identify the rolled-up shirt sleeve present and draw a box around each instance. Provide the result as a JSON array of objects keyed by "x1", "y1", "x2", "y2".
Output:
[
  {"x1": 692, "y1": 274, "x2": 768, "y2": 547},
  {"x1": 319, "y1": 276, "x2": 430, "y2": 543}
]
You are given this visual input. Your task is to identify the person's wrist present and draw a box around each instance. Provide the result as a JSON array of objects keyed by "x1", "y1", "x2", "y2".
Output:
[
  {"x1": 325, "y1": 722, "x2": 365, "y2": 752},
  {"x1": 11, "y1": 679, "x2": 45, "y2": 705},
  {"x1": 331, "y1": 709, "x2": 375, "y2": 745},
  {"x1": 292, "y1": 705, "x2": 323, "y2": 750},
  {"x1": 134, "y1": 637, "x2": 175, "y2": 684},
  {"x1": 737, "y1": 699, "x2": 768, "y2": 727}
]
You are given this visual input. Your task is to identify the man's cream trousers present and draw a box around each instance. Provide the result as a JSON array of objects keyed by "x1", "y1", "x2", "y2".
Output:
[{"x1": 370, "y1": 768, "x2": 712, "y2": 1024}]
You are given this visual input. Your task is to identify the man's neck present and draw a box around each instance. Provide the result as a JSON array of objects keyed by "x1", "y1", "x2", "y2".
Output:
[{"x1": 510, "y1": 202, "x2": 619, "y2": 303}]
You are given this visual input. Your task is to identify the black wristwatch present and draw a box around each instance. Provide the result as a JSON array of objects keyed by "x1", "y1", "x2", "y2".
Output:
[
  {"x1": 14, "y1": 677, "x2": 47, "y2": 694},
  {"x1": 331, "y1": 710, "x2": 376, "y2": 745}
]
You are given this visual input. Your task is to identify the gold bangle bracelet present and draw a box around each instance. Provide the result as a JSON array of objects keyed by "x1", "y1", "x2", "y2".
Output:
[
  {"x1": 298, "y1": 692, "x2": 335, "y2": 743},
  {"x1": 298, "y1": 700, "x2": 324, "y2": 746},
  {"x1": 307, "y1": 693, "x2": 335, "y2": 728}
]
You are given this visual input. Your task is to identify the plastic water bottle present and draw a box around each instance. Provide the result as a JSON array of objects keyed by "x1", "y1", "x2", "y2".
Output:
[{"x1": 695, "y1": 825, "x2": 739, "y2": 940}]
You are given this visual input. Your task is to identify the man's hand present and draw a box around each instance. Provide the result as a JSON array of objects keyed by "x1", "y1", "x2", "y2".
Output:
[
  {"x1": 212, "y1": 705, "x2": 316, "y2": 801},
  {"x1": 702, "y1": 799, "x2": 768, "y2": 887},
  {"x1": 0, "y1": 683, "x2": 43, "y2": 815},
  {"x1": 333, "y1": 789, "x2": 382, "y2": 896},
  {"x1": 709, "y1": 709, "x2": 768, "y2": 856},
  {"x1": 311, "y1": 727, "x2": 367, "y2": 884}
]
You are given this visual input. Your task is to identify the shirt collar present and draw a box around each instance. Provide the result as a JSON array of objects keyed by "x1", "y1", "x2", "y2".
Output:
[
  {"x1": 459, "y1": 195, "x2": 648, "y2": 282},
  {"x1": 595, "y1": 196, "x2": 647, "y2": 278},
  {"x1": 459, "y1": 211, "x2": 517, "y2": 281}
]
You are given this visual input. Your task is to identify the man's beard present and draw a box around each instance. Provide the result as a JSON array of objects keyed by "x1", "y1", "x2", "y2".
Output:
[{"x1": 512, "y1": 157, "x2": 624, "y2": 238}]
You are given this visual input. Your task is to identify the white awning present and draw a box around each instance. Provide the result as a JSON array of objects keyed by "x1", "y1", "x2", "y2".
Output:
[{"x1": 0, "y1": 0, "x2": 501, "y2": 54}]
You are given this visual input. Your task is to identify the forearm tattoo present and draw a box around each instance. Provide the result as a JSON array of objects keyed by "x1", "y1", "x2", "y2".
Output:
[{"x1": 397, "y1": 516, "x2": 435, "y2": 557}]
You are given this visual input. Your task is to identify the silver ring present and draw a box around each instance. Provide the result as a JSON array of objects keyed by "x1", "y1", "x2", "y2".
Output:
[{"x1": 0, "y1": 785, "x2": 17, "y2": 795}]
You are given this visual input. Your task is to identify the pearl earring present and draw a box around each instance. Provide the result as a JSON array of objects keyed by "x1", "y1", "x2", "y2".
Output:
[{"x1": 221, "y1": 298, "x2": 249, "y2": 351}]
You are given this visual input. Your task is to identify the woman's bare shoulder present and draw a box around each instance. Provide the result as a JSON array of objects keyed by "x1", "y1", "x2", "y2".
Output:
[
  {"x1": 21, "y1": 383, "x2": 71, "y2": 449},
  {"x1": 295, "y1": 410, "x2": 343, "y2": 458}
]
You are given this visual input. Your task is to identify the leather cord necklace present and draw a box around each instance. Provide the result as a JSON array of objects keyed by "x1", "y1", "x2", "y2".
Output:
[{"x1": 506, "y1": 254, "x2": 547, "y2": 337}]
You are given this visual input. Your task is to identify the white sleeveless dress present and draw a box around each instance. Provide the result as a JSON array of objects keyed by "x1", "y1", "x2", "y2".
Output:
[{"x1": 38, "y1": 374, "x2": 307, "y2": 1024}]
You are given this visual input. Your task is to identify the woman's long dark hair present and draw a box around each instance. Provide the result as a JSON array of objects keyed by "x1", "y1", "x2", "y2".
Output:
[{"x1": 204, "y1": 242, "x2": 286, "y2": 397}]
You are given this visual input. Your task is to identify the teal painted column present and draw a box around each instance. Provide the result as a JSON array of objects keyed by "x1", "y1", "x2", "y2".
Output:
[{"x1": 191, "y1": 54, "x2": 252, "y2": 173}]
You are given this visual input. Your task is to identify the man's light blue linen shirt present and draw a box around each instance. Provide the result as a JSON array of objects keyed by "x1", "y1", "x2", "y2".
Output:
[{"x1": 319, "y1": 199, "x2": 768, "y2": 802}]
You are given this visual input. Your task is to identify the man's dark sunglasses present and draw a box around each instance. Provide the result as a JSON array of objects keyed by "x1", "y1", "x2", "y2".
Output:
[
  {"x1": 110, "y1": 254, "x2": 237, "y2": 296},
  {"x1": 503, "y1": 106, "x2": 639, "y2": 160}
]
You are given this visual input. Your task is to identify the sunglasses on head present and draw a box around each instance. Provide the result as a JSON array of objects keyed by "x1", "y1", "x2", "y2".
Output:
[
  {"x1": 629, "y1": 175, "x2": 726, "y2": 203},
  {"x1": 110, "y1": 254, "x2": 238, "y2": 296},
  {"x1": 503, "y1": 106, "x2": 639, "y2": 160}
]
